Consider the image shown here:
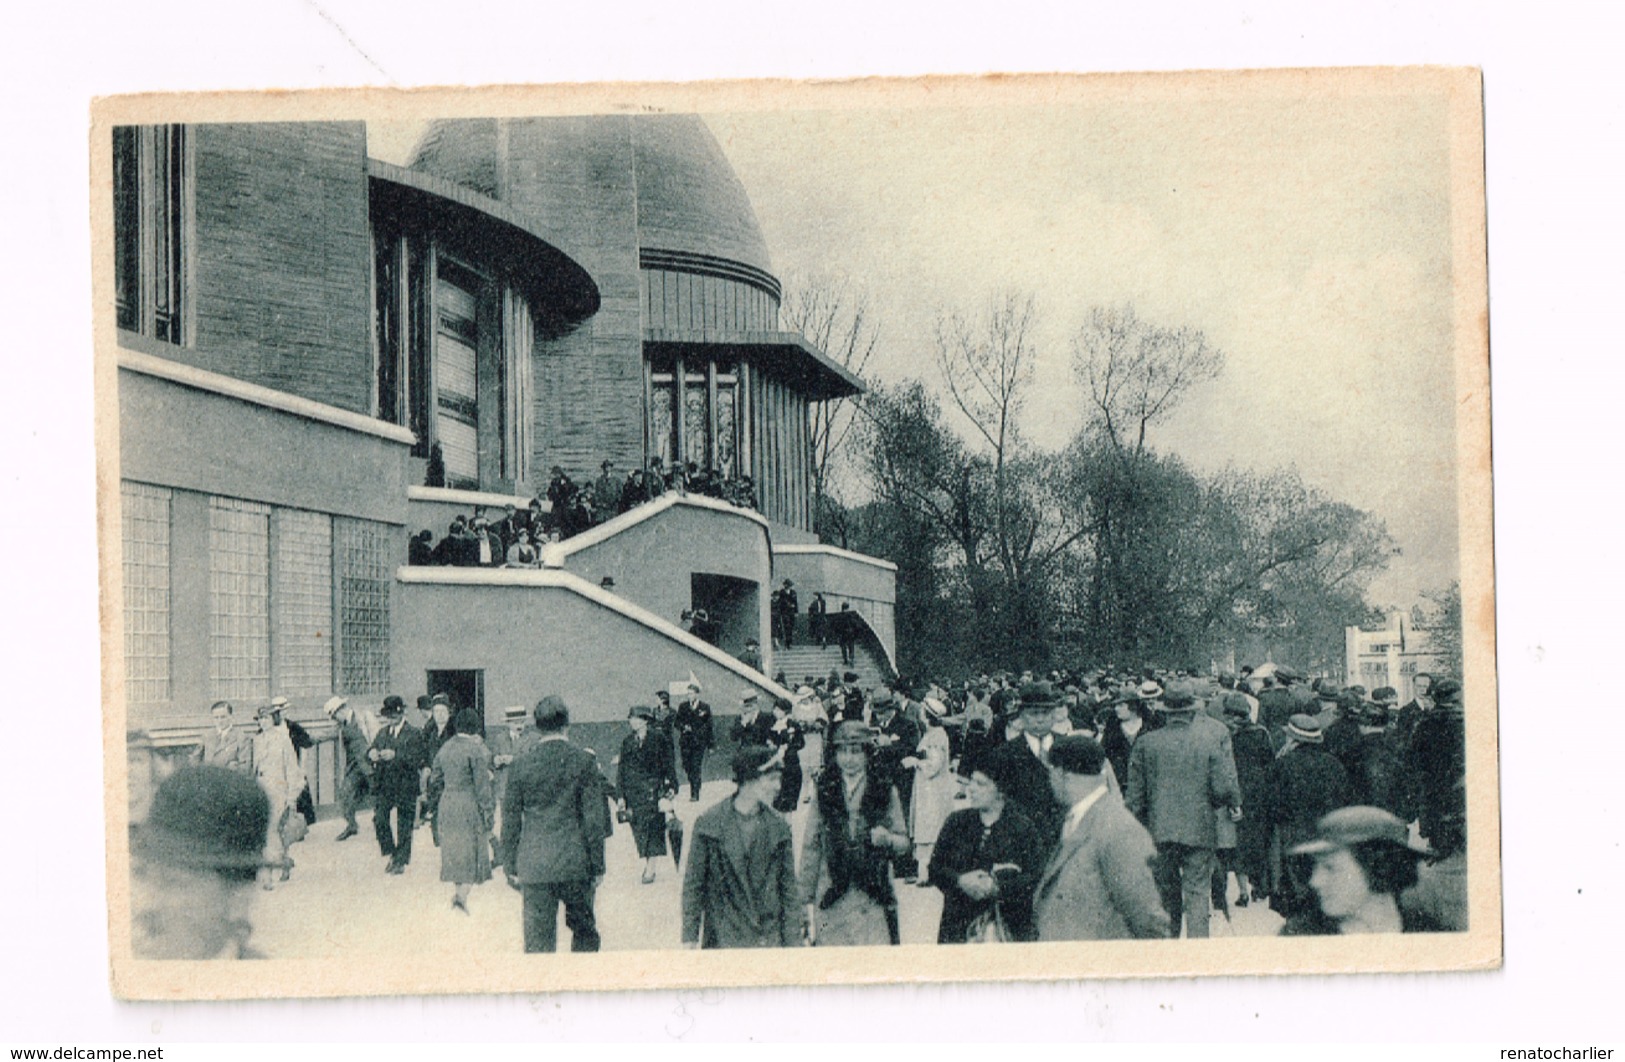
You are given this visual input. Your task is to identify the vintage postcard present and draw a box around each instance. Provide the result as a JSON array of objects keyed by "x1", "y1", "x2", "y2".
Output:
[{"x1": 95, "y1": 68, "x2": 1497, "y2": 1000}]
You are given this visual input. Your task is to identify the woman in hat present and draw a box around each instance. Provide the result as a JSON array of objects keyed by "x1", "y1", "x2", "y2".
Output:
[
  {"x1": 798, "y1": 720, "x2": 911, "y2": 947},
  {"x1": 431, "y1": 708, "x2": 495, "y2": 913},
  {"x1": 421, "y1": 696, "x2": 456, "y2": 844},
  {"x1": 1222, "y1": 693, "x2": 1275, "y2": 907},
  {"x1": 617, "y1": 705, "x2": 678, "y2": 884},
  {"x1": 927, "y1": 751, "x2": 1046, "y2": 943},
  {"x1": 1280, "y1": 806, "x2": 1442, "y2": 935},
  {"x1": 680, "y1": 746, "x2": 799, "y2": 949},
  {"x1": 131, "y1": 766, "x2": 273, "y2": 959},
  {"x1": 1267, "y1": 714, "x2": 1350, "y2": 918},
  {"x1": 1100, "y1": 691, "x2": 1160, "y2": 793},
  {"x1": 251, "y1": 704, "x2": 305, "y2": 890},
  {"x1": 903, "y1": 717, "x2": 956, "y2": 885}
]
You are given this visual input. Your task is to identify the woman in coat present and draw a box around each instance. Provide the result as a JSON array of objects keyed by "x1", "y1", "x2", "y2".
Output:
[
  {"x1": 904, "y1": 720, "x2": 957, "y2": 885},
  {"x1": 798, "y1": 720, "x2": 911, "y2": 947},
  {"x1": 251, "y1": 704, "x2": 305, "y2": 892},
  {"x1": 1223, "y1": 694, "x2": 1277, "y2": 906},
  {"x1": 431, "y1": 708, "x2": 495, "y2": 913},
  {"x1": 927, "y1": 753, "x2": 1046, "y2": 943},
  {"x1": 1100, "y1": 695, "x2": 1160, "y2": 790},
  {"x1": 617, "y1": 704, "x2": 678, "y2": 884},
  {"x1": 421, "y1": 696, "x2": 456, "y2": 844}
]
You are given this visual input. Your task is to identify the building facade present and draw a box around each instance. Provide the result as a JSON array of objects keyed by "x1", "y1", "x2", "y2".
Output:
[{"x1": 113, "y1": 116, "x2": 896, "y2": 792}]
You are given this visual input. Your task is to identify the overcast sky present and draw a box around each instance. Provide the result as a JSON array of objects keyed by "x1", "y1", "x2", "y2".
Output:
[{"x1": 371, "y1": 91, "x2": 1461, "y2": 609}]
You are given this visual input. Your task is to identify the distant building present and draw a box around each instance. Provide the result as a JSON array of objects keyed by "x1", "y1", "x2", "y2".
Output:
[
  {"x1": 111, "y1": 117, "x2": 896, "y2": 794},
  {"x1": 1345, "y1": 612, "x2": 1444, "y2": 702}
]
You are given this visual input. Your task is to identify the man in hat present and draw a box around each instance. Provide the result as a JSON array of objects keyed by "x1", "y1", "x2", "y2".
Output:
[
  {"x1": 487, "y1": 705, "x2": 540, "y2": 865},
  {"x1": 680, "y1": 745, "x2": 799, "y2": 949},
  {"x1": 985, "y1": 682, "x2": 1068, "y2": 848},
  {"x1": 266, "y1": 696, "x2": 317, "y2": 827},
  {"x1": 868, "y1": 688, "x2": 921, "y2": 821},
  {"x1": 1267, "y1": 713, "x2": 1351, "y2": 917},
  {"x1": 592, "y1": 459, "x2": 620, "y2": 520},
  {"x1": 1256, "y1": 671, "x2": 1296, "y2": 734},
  {"x1": 674, "y1": 680, "x2": 715, "y2": 802},
  {"x1": 1124, "y1": 681, "x2": 1241, "y2": 938},
  {"x1": 1407, "y1": 676, "x2": 1466, "y2": 856},
  {"x1": 740, "y1": 638, "x2": 763, "y2": 673},
  {"x1": 369, "y1": 694, "x2": 429, "y2": 874},
  {"x1": 324, "y1": 696, "x2": 374, "y2": 841},
  {"x1": 1033, "y1": 736, "x2": 1169, "y2": 942},
  {"x1": 131, "y1": 765, "x2": 273, "y2": 960},
  {"x1": 201, "y1": 700, "x2": 251, "y2": 774},
  {"x1": 772, "y1": 579, "x2": 798, "y2": 648},
  {"x1": 500, "y1": 696, "x2": 613, "y2": 953},
  {"x1": 732, "y1": 688, "x2": 775, "y2": 748},
  {"x1": 808, "y1": 591, "x2": 829, "y2": 648}
]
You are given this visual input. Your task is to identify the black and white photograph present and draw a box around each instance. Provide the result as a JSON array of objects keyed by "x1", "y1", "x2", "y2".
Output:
[{"x1": 95, "y1": 69, "x2": 1496, "y2": 1000}]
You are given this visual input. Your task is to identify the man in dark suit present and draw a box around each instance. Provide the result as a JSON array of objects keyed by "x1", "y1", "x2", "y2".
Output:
[
  {"x1": 985, "y1": 682, "x2": 1067, "y2": 849},
  {"x1": 731, "y1": 689, "x2": 776, "y2": 747},
  {"x1": 500, "y1": 696, "x2": 614, "y2": 953},
  {"x1": 674, "y1": 681, "x2": 714, "y2": 802},
  {"x1": 369, "y1": 694, "x2": 428, "y2": 874}
]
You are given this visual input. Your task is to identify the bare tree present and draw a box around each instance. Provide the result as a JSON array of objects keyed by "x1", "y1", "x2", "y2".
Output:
[
  {"x1": 1072, "y1": 303, "x2": 1225, "y2": 459},
  {"x1": 779, "y1": 272, "x2": 880, "y2": 532}
]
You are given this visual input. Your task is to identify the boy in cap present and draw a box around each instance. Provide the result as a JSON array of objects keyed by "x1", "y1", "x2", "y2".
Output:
[
  {"x1": 324, "y1": 696, "x2": 374, "y2": 841},
  {"x1": 680, "y1": 746, "x2": 799, "y2": 949}
]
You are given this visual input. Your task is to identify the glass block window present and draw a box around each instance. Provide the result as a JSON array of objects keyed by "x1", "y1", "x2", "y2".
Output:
[
  {"x1": 335, "y1": 517, "x2": 391, "y2": 696},
  {"x1": 273, "y1": 508, "x2": 333, "y2": 697},
  {"x1": 209, "y1": 498, "x2": 271, "y2": 702},
  {"x1": 121, "y1": 482, "x2": 171, "y2": 711}
]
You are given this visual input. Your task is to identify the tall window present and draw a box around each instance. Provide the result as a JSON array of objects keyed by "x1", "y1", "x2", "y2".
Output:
[
  {"x1": 649, "y1": 352, "x2": 740, "y2": 477},
  {"x1": 113, "y1": 125, "x2": 188, "y2": 344},
  {"x1": 434, "y1": 261, "x2": 483, "y2": 488},
  {"x1": 208, "y1": 498, "x2": 271, "y2": 703},
  {"x1": 121, "y1": 482, "x2": 172, "y2": 711},
  {"x1": 374, "y1": 235, "x2": 531, "y2": 491}
]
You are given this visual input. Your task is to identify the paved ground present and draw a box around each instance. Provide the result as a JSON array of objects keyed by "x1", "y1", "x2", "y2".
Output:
[{"x1": 252, "y1": 780, "x2": 1281, "y2": 957}]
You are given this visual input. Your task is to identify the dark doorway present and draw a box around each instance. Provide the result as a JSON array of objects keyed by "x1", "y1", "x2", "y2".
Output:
[
  {"x1": 690, "y1": 573, "x2": 760, "y2": 655},
  {"x1": 426, "y1": 669, "x2": 486, "y2": 735}
]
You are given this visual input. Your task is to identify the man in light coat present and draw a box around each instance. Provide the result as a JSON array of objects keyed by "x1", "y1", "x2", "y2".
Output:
[
  {"x1": 1125, "y1": 681, "x2": 1242, "y2": 938},
  {"x1": 323, "y1": 696, "x2": 374, "y2": 842},
  {"x1": 500, "y1": 696, "x2": 614, "y2": 953},
  {"x1": 1033, "y1": 736, "x2": 1169, "y2": 941}
]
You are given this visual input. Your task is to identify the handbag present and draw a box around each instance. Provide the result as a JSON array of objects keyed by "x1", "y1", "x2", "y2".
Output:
[{"x1": 964, "y1": 903, "x2": 1011, "y2": 944}]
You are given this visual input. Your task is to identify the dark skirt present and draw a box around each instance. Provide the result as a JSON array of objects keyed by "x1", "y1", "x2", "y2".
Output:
[{"x1": 629, "y1": 808, "x2": 668, "y2": 858}]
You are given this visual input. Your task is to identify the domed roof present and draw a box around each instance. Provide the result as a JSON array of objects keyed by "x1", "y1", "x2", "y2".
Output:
[{"x1": 408, "y1": 115, "x2": 774, "y2": 280}]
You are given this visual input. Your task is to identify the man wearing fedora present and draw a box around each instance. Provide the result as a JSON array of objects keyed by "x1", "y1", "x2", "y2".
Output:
[
  {"x1": 323, "y1": 695, "x2": 374, "y2": 842},
  {"x1": 369, "y1": 695, "x2": 429, "y2": 875},
  {"x1": 985, "y1": 681, "x2": 1068, "y2": 849},
  {"x1": 1124, "y1": 681, "x2": 1241, "y2": 938},
  {"x1": 500, "y1": 696, "x2": 613, "y2": 953},
  {"x1": 674, "y1": 680, "x2": 715, "y2": 802},
  {"x1": 131, "y1": 765, "x2": 273, "y2": 960},
  {"x1": 592, "y1": 458, "x2": 620, "y2": 521}
]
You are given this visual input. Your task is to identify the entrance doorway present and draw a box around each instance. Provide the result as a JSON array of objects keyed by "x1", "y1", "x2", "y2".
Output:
[
  {"x1": 689, "y1": 573, "x2": 760, "y2": 656},
  {"x1": 426, "y1": 669, "x2": 485, "y2": 736}
]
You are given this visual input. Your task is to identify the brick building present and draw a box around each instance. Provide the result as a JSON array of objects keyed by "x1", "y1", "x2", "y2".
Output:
[{"x1": 112, "y1": 116, "x2": 897, "y2": 797}]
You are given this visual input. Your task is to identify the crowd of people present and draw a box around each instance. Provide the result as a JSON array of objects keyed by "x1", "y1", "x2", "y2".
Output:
[
  {"x1": 129, "y1": 655, "x2": 1467, "y2": 959},
  {"x1": 408, "y1": 457, "x2": 762, "y2": 568}
]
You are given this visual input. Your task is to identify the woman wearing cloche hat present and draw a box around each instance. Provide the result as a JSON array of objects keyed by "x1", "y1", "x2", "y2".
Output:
[{"x1": 1279, "y1": 806, "x2": 1444, "y2": 935}]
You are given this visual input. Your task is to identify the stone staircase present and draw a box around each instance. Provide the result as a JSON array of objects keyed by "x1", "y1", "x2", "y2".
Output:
[{"x1": 770, "y1": 619, "x2": 894, "y2": 690}]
